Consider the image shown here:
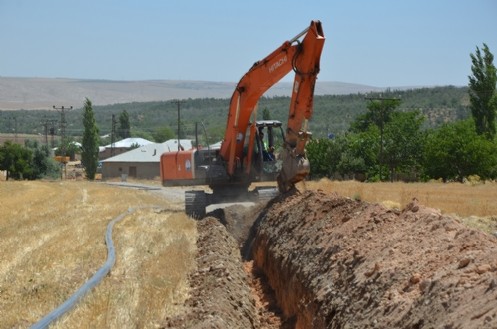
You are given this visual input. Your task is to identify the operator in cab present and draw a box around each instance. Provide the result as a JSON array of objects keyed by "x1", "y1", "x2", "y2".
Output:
[{"x1": 259, "y1": 130, "x2": 275, "y2": 161}]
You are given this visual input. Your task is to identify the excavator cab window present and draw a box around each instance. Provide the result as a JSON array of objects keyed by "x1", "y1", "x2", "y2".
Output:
[
  {"x1": 258, "y1": 130, "x2": 274, "y2": 161},
  {"x1": 252, "y1": 121, "x2": 284, "y2": 178}
]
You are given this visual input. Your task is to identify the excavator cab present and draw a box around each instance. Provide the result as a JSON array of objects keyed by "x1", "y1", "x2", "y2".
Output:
[{"x1": 251, "y1": 120, "x2": 284, "y2": 181}]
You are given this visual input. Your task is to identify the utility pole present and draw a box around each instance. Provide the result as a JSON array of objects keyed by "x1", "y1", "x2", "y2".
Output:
[
  {"x1": 53, "y1": 105, "x2": 73, "y2": 178},
  {"x1": 111, "y1": 114, "x2": 117, "y2": 156},
  {"x1": 42, "y1": 117, "x2": 57, "y2": 146},
  {"x1": 42, "y1": 119, "x2": 49, "y2": 145},
  {"x1": 174, "y1": 100, "x2": 184, "y2": 150},
  {"x1": 49, "y1": 120, "x2": 57, "y2": 149}
]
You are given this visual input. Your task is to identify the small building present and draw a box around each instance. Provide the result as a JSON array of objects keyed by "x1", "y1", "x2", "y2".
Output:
[
  {"x1": 99, "y1": 137, "x2": 153, "y2": 160},
  {"x1": 101, "y1": 139, "x2": 193, "y2": 180}
]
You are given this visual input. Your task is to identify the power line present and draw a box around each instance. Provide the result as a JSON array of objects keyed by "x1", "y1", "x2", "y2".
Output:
[
  {"x1": 111, "y1": 114, "x2": 117, "y2": 156},
  {"x1": 40, "y1": 118, "x2": 58, "y2": 147},
  {"x1": 53, "y1": 105, "x2": 73, "y2": 159},
  {"x1": 53, "y1": 105, "x2": 73, "y2": 179},
  {"x1": 173, "y1": 100, "x2": 184, "y2": 150}
]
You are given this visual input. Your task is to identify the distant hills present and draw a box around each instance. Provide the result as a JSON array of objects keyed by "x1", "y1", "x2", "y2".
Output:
[
  {"x1": 0, "y1": 80, "x2": 469, "y2": 139},
  {"x1": 0, "y1": 76, "x2": 387, "y2": 110}
]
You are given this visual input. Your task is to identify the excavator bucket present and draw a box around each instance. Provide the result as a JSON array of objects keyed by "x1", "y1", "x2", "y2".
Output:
[{"x1": 277, "y1": 149, "x2": 310, "y2": 193}]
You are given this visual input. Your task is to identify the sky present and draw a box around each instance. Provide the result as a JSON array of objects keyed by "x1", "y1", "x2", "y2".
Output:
[{"x1": 1, "y1": 0, "x2": 496, "y2": 87}]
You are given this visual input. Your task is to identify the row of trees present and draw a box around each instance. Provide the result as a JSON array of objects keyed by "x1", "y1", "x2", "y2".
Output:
[
  {"x1": 0, "y1": 98, "x2": 101, "y2": 180},
  {"x1": 307, "y1": 44, "x2": 497, "y2": 183},
  {"x1": 306, "y1": 107, "x2": 497, "y2": 182},
  {"x1": 0, "y1": 141, "x2": 60, "y2": 180},
  {"x1": 0, "y1": 97, "x2": 165, "y2": 180}
]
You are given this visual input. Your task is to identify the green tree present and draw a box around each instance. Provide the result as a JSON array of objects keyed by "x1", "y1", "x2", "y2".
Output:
[
  {"x1": 350, "y1": 98, "x2": 401, "y2": 133},
  {"x1": 306, "y1": 137, "x2": 342, "y2": 178},
  {"x1": 338, "y1": 129, "x2": 379, "y2": 180},
  {"x1": 424, "y1": 119, "x2": 497, "y2": 181},
  {"x1": 118, "y1": 110, "x2": 131, "y2": 139},
  {"x1": 468, "y1": 43, "x2": 497, "y2": 139},
  {"x1": 382, "y1": 111, "x2": 425, "y2": 181},
  {"x1": 24, "y1": 140, "x2": 60, "y2": 179},
  {"x1": 262, "y1": 108, "x2": 271, "y2": 120},
  {"x1": 348, "y1": 98, "x2": 401, "y2": 180},
  {"x1": 152, "y1": 126, "x2": 175, "y2": 143},
  {"x1": 131, "y1": 129, "x2": 154, "y2": 142},
  {"x1": 0, "y1": 141, "x2": 33, "y2": 180},
  {"x1": 16, "y1": 140, "x2": 60, "y2": 179},
  {"x1": 205, "y1": 126, "x2": 225, "y2": 145},
  {"x1": 81, "y1": 98, "x2": 100, "y2": 180}
]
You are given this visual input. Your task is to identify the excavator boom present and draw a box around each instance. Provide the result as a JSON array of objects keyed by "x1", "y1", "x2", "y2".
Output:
[
  {"x1": 160, "y1": 20, "x2": 325, "y2": 217},
  {"x1": 219, "y1": 20, "x2": 325, "y2": 188}
]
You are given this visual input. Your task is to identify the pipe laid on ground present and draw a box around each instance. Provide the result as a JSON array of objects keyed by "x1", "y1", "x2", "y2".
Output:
[{"x1": 31, "y1": 208, "x2": 135, "y2": 329}]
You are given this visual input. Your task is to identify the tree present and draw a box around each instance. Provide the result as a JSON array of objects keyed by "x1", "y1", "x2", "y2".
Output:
[
  {"x1": 306, "y1": 137, "x2": 342, "y2": 178},
  {"x1": 81, "y1": 98, "x2": 100, "y2": 180},
  {"x1": 262, "y1": 108, "x2": 271, "y2": 120},
  {"x1": 118, "y1": 110, "x2": 131, "y2": 139},
  {"x1": 382, "y1": 111, "x2": 425, "y2": 181},
  {"x1": 349, "y1": 98, "x2": 401, "y2": 133},
  {"x1": 152, "y1": 125, "x2": 175, "y2": 143},
  {"x1": 25, "y1": 140, "x2": 60, "y2": 179},
  {"x1": 424, "y1": 119, "x2": 497, "y2": 181},
  {"x1": 468, "y1": 43, "x2": 497, "y2": 140},
  {"x1": 0, "y1": 141, "x2": 33, "y2": 180},
  {"x1": 338, "y1": 129, "x2": 379, "y2": 180},
  {"x1": 349, "y1": 98, "x2": 401, "y2": 180}
]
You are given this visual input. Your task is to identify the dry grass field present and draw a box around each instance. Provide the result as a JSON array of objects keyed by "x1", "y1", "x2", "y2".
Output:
[
  {"x1": 0, "y1": 134, "x2": 45, "y2": 146},
  {"x1": 0, "y1": 181, "x2": 196, "y2": 328},
  {"x1": 302, "y1": 178, "x2": 497, "y2": 234}
]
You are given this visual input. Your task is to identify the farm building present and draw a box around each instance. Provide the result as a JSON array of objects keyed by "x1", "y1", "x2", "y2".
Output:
[
  {"x1": 101, "y1": 139, "x2": 193, "y2": 180},
  {"x1": 99, "y1": 137, "x2": 153, "y2": 160}
]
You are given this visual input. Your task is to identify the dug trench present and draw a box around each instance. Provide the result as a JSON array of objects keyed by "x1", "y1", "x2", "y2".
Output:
[{"x1": 163, "y1": 189, "x2": 497, "y2": 328}]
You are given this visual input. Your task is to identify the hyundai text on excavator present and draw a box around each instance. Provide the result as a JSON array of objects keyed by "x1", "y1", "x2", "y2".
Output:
[{"x1": 160, "y1": 20, "x2": 325, "y2": 217}]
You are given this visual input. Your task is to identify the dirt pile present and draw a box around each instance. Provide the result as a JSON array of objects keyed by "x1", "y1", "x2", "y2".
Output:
[
  {"x1": 163, "y1": 217, "x2": 259, "y2": 328},
  {"x1": 163, "y1": 206, "x2": 289, "y2": 329},
  {"x1": 251, "y1": 190, "x2": 497, "y2": 328},
  {"x1": 165, "y1": 189, "x2": 497, "y2": 328}
]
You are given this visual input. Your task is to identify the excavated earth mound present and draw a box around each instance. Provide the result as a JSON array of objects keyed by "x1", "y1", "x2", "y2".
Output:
[
  {"x1": 165, "y1": 189, "x2": 497, "y2": 328},
  {"x1": 163, "y1": 217, "x2": 259, "y2": 328},
  {"x1": 252, "y1": 190, "x2": 497, "y2": 328}
]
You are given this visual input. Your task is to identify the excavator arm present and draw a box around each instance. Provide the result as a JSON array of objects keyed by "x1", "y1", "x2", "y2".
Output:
[{"x1": 219, "y1": 20, "x2": 325, "y2": 191}]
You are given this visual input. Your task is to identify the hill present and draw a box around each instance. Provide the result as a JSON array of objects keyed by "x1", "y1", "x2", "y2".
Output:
[
  {"x1": 0, "y1": 77, "x2": 384, "y2": 110},
  {"x1": 0, "y1": 84, "x2": 470, "y2": 142}
]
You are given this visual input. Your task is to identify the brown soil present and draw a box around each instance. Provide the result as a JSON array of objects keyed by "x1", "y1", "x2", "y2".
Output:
[{"x1": 168, "y1": 189, "x2": 497, "y2": 329}]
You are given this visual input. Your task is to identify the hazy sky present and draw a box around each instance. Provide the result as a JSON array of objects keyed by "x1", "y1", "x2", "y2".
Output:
[{"x1": 1, "y1": 0, "x2": 496, "y2": 87}]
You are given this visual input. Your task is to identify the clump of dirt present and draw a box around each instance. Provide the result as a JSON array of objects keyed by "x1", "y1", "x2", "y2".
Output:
[{"x1": 251, "y1": 189, "x2": 497, "y2": 328}]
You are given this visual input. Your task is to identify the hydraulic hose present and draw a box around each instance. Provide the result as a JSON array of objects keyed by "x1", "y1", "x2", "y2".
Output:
[{"x1": 30, "y1": 208, "x2": 136, "y2": 329}]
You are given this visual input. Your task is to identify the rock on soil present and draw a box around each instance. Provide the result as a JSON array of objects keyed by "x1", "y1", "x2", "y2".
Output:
[{"x1": 165, "y1": 189, "x2": 497, "y2": 329}]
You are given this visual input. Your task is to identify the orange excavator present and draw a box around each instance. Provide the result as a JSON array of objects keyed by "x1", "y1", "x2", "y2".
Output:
[{"x1": 160, "y1": 20, "x2": 325, "y2": 217}]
